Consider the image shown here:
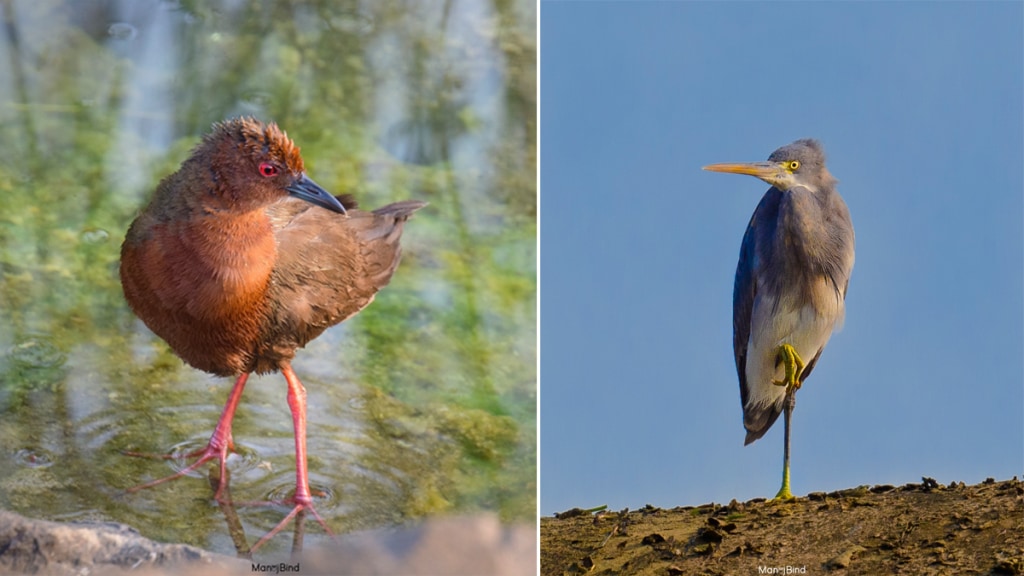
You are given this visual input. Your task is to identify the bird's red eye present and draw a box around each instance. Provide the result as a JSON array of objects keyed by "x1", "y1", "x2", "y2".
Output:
[{"x1": 259, "y1": 162, "x2": 279, "y2": 177}]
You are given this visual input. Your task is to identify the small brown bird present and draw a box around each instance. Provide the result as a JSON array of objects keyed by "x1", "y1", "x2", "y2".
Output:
[{"x1": 120, "y1": 117, "x2": 425, "y2": 548}]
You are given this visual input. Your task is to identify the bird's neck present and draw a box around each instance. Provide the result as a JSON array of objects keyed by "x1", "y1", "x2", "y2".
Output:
[{"x1": 778, "y1": 189, "x2": 830, "y2": 264}]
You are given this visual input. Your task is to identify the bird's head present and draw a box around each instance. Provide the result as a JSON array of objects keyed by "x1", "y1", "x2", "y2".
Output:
[
  {"x1": 191, "y1": 117, "x2": 347, "y2": 214},
  {"x1": 703, "y1": 138, "x2": 836, "y2": 193}
]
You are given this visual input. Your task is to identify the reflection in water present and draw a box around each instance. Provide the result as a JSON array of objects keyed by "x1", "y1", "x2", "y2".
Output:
[{"x1": 0, "y1": 0, "x2": 535, "y2": 557}]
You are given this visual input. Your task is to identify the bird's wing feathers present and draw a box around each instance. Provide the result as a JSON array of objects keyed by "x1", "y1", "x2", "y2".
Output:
[
  {"x1": 733, "y1": 213, "x2": 758, "y2": 413},
  {"x1": 254, "y1": 198, "x2": 424, "y2": 371},
  {"x1": 735, "y1": 189, "x2": 789, "y2": 444}
]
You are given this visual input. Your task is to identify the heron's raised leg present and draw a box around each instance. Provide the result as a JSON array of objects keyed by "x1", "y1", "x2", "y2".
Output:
[
  {"x1": 772, "y1": 343, "x2": 805, "y2": 390},
  {"x1": 773, "y1": 388, "x2": 797, "y2": 501}
]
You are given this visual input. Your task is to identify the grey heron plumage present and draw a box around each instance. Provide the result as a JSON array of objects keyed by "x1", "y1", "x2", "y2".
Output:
[{"x1": 704, "y1": 139, "x2": 855, "y2": 500}]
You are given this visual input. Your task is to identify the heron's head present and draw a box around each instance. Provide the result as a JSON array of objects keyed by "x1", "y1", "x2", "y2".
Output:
[{"x1": 703, "y1": 138, "x2": 836, "y2": 193}]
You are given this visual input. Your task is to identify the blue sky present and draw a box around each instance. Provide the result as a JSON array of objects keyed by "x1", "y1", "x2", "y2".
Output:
[{"x1": 540, "y1": 2, "x2": 1023, "y2": 515}]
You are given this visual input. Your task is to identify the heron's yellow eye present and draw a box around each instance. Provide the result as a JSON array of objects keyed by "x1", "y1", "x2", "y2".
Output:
[{"x1": 788, "y1": 161, "x2": 800, "y2": 171}]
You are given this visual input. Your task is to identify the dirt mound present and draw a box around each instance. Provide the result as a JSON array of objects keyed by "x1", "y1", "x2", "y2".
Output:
[{"x1": 542, "y1": 477, "x2": 1022, "y2": 575}]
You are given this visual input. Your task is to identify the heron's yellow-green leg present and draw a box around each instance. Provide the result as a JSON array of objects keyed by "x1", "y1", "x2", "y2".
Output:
[
  {"x1": 771, "y1": 387, "x2": 797, "y2": 502},
  {"x1": 772, "y1": 343, "x2": 805, "y2": 390},
  {"x1": 773, "y1": 465, "x2": 794, "y2": 501}
]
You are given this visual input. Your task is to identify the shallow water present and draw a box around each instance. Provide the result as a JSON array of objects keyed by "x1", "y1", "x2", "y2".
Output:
[{"x1": 0, "y1": 0, "x2": 535, "y2": 557}]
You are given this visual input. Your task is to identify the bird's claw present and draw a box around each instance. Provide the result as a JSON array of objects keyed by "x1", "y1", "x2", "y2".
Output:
[{"x1": 772, "y1": 343, "x2": 804, "y2": 391}]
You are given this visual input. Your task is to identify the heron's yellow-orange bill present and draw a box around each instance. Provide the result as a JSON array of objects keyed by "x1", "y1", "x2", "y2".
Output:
[{"x1": 702, "y1": 161, "x2": 777, "y2": 178}]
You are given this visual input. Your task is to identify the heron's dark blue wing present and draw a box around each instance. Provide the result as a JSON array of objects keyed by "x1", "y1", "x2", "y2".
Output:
[
  {"x1": 733, "y1": 210, "x2": 758, "y2": 412},
  {"x1": 735, "y1": 188, "x2": 787, "y2": 444}
]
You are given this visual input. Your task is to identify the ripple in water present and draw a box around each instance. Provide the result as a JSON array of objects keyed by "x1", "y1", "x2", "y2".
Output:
[
  {"x1": 80, "y1": 228, "x2": 110, "y2": 244},
  {"x1": 106, "y1": 22, "x2": 138, "y2": 41},
  {"x1": 13, "y1": 448, "x2": 55, "y2": 469},
  {"x1": 322, "y1": 11, "x2": 374, "y2": 35},
  {"x1": 7, "y1": 337, "x2": 65, "y2": 369},
  {"x1": 262, "y1": 478, "x2": 338, "y2": 512},
  {"x1": 158, "y1": 437, "x2": 264, "y2": 480}
]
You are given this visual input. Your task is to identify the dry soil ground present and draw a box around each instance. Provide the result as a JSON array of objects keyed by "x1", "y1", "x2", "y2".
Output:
[{"x1": 542, "y1": 477, "x2": 1022, "y2": 576}]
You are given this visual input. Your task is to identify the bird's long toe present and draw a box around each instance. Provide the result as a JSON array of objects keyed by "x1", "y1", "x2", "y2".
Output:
[
  {"x1": 250, "y1": 500, "x2": 336, "y2": 553},
  {"x1": 124, "y1": 439, "x2": 233, "y2": 500},
  {"x1": 772, "y1": 343, "x2": 805, "y2": 390}
]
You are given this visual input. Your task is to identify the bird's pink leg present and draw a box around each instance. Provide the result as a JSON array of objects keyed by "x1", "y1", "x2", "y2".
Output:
[
  {"x1": 250, "y1": 363, "x2": 334, "y2": 552},
  {"x1": 125, "y1": 372, "x2": 249, "y2": 501}
]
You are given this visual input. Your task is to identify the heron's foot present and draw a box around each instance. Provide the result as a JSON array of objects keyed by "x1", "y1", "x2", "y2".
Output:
[
  {"x1": 772, "y1": 486, "x2": 795, "y2": 502},
  {"x1": 771, "y1": 465, "x2": 795, "y2": 502},
  {"x1": 772, "y1": 343, "x2": 804, "y2": 390}
]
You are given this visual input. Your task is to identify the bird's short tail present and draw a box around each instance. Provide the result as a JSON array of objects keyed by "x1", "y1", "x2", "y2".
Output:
[
  {"x1": 743, "y1": 399, "x2": 785, "y2": 445},
  {"x1": 373, "y1": 200, "x2": 428, "y2": 219}
]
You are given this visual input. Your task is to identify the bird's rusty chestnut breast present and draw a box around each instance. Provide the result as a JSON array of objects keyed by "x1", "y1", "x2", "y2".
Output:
[{"x1": 121, "y1": 118, "x2": 425, "y2": 377}]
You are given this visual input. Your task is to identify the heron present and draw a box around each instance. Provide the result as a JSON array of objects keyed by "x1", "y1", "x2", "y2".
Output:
[{"x1": 703, "y1": 139, "x2": 855, "y2": 500}]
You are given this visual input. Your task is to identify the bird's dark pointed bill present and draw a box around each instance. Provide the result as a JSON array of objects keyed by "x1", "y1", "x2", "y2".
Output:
[
  {"x1": 702, "y1": 162, "x2": 778, "y2": 179},
  {"x1": 286, "y1": 174, "x2": 347, "y2": 214}
]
